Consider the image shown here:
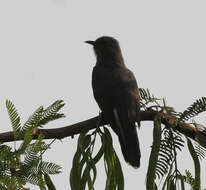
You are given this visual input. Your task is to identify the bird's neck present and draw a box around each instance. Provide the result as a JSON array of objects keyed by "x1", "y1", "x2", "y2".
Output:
[{"x1": 96, "y1": 54, "x2": 126, "y2": 68}]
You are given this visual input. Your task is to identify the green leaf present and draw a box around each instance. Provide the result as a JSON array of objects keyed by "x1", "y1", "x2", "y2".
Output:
[
  {"x1": 70, "y1": 134, "x2": 85, "y2": 190},
  {"x1": 2, "y1": 100, "x2": 63, "y2": 189},
  {"x1": 113, "y1": 151, "x2": 124, "y2": 190},
  {"x1": 180, "y1": 97, "x2": 206, "y2": 121},
  {"x1": 83, "y1": 135, "x2": 91, "y2": 149},
  {"x1": 184, "y1": 170, "x2": 194, "y2": 186},
  {"x1": 93, "y1": 143, "x2": 104, "y2": 164},
  {"x1": 70, "y1": 126, "x2": 124, "y2": 190},
  {"x1": 21, "y1": 106, "x2": 43, "y2": 134},
  {"x1": 103, "y1": 127, "x2": 124, "y2": 190},
  {"x1": 70, "y1": 150, "x2": 81, "y2": 190},
  {"x1": 38, "y1": 100, "x2": 65, "y2": 126},
  {"x1": 40, "y1": 162, "x2": 62, "y2": 174},
  {"x1": 167, "y1": 178, "x2": 176, "y2": 190},
  {"x1": 80, "y1": 154, "x2": 96, "y2": 190},
  {"x1": 6, "y1": 100, "x2": 21, "y2": 137},
  {"x1": 187, "y1": 138, "x2": 201, "y2": 190},
  {"x1": 178, "y1": 174, "x2": 185, "y2": 190},
  {"x1": 146, "y1": 115, "x2": 161, "y2": 190},
  {"x1": 17, "y1": 129, "x2": 33, "y2": 155},
  {"x1": 44, "y1": 173, "x2": 56, "y2": 190}
]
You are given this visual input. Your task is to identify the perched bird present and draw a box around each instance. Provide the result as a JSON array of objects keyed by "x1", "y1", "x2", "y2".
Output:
[{"x1": 85, "y1": 36, "x2": 141, "y2": 167}]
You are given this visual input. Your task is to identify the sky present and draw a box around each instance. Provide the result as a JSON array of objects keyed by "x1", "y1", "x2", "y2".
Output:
[{"x1": 0, "y1": 0, "x2": 206, "y2": 189}]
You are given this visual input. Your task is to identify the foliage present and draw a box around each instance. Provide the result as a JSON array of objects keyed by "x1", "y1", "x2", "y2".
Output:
[
  {"x1": 179, "y1": 97, "x2": 206, "y2": 121},
  {"x1": 140, "y1": 88, "x2": 206, "y2": 190},
  {"x1": 187, "y1": 138, "x2": 200, "y2": 190},
  {"x1": 2, "y1": 90, "x2": 206, "y2": 190},
  {"x1": 0, "y1": 100, "x2": 64, "y2": 189},
  {"x1": 146, "y1": 115, "x2": 162, "y2": 190},
  {"x1": 70, "y1": 120, "x2": 124, "y2": 190}
]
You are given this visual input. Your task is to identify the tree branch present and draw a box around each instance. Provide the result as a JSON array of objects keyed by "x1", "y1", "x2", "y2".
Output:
[{"x1": 0, "y1": 110, "x2": 199, "y2": 143}]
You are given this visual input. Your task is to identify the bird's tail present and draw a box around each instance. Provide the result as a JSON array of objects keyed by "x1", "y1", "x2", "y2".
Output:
[{"x1": 112, "y1": 108, "x2": 141, "y2": 168}]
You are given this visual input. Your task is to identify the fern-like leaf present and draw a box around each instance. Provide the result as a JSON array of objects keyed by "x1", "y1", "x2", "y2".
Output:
[
  {"x1": 38, "y1": 100, "x2": 65, "y2": 126},
  {"x1": 21, "y1": 106, "x2": 43, "y2": 134},
  {"x1": 1, "y1": 101, "x2": 63, "y2": 189},
  {"x1": 139, "y1": 88, "x2": 157, "y2": 102},
  {"x1": 6, "y1": 100, "x2": 21, "y2": 136},
  {"x1": 23, "y1": 174, "x2": 39, "y2": 185},
  {"x1": 194, "y1": 143, "x2": 206, "y2": 160},
  {"x1": 40, "y1": 162, "x2": 61, "y2": 174},
  {"x1": 139, "y1": 88, "x2": 159, "y2": 109},
  {"x1": 179, "y1": 97, "x2": 206, "y2": 121},
  {"x1": 154, "y1": 128, "x2": 184, "y2": 180}
]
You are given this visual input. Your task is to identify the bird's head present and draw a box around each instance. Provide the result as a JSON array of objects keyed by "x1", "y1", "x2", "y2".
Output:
[{"x1": 85, "y1": 36, "x2": 125, "y2": 67}]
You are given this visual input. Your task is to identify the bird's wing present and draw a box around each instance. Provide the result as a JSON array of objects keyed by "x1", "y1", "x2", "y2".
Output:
[
  {"x1": 92, "y1": 66, "x2": 140, "y2": 118},
  {"x1": 92, "y1": 65, "x2": 141, "y2": 167}
]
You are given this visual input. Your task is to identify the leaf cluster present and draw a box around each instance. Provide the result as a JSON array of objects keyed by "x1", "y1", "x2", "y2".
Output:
[
  {"x1": 140, "y1": 89, "x2": 206, "y2": 189},
  {"x1": 0, "y1": 100, "x2": 65, "y2": 189},
  {"x1": 2, "y1": 89, "x2": 206, "y2": 190},
  {"x1": 70, "y1": 124, "x2": 124, "y2": 190}
]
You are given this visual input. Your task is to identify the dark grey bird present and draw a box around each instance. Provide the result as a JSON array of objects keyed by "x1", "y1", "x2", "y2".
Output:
[{"x1": 85, "y1": 36, "x2": 141, "y2": 167}]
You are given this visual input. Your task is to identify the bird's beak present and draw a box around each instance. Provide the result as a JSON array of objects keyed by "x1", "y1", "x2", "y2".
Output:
[{"x1": 85, "y1": 40, "x2": 95, "y2": 45}]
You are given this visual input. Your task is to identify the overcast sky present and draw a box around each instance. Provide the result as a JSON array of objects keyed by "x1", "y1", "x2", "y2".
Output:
[{"x1": 0, "y1": 1, "x2": 206, "y2": 189}]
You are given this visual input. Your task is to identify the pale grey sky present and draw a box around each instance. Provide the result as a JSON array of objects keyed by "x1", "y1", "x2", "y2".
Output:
[{"x1": 0, "y1": 0, "x2": 206, "y2": 189}]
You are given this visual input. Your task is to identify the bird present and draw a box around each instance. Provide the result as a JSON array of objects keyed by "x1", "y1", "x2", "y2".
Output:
[{"x1": 85, "y1": 36, "x2": 141, "y2": 168}]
